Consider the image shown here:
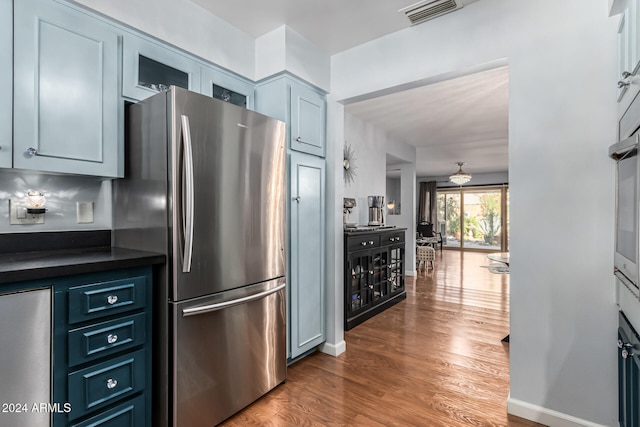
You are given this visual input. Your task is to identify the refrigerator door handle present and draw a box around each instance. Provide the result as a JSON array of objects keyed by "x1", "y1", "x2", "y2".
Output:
[
  {"x1": 182, "y1": 283, "x2": 286, "y2": 317},
  {"x1": 181, "y1": 114, "x2": 195, "y2": 273}
]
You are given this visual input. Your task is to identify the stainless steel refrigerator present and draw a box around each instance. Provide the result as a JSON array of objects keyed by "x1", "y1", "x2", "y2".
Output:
[{"x1": 113, "y1": 87, "x2": 287, "y2": 427}]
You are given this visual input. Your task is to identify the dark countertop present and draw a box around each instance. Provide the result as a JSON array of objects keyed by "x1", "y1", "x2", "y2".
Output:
[
  {"x1": 0, "y1": 230, "x2": 165, "y2": 284},
  {"x1": 344, "y1": 226, "x2": 407, "y2": 237},
  {"x1": 0, "y1": 246, "x2": 165, "y2": 284}
]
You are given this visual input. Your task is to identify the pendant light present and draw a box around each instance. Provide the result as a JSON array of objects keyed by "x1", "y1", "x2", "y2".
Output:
[{"x1": 449, "y1": 162, "x2": 471, "y2": 185}]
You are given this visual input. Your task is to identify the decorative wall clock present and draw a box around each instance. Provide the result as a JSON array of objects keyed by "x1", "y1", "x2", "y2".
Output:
[{"x1": 343, "y1": 142, "x2": 357, "y2": 185}]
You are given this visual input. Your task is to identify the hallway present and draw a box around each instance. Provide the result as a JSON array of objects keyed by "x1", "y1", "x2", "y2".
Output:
[{"x1": 221, "y1": 251, "x2": 542, "y2": 426}]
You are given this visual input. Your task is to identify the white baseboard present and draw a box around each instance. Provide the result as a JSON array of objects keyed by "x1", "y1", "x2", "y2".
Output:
[
  {"x1": 405, "y1": 269, "x2": 417, "y2": 276},
  {"x1": 319, "y1": 340, "x2": 346, "y2": 357},
  {"x1": 507, "y1": 396, "x2": 608, "y2": 427}
]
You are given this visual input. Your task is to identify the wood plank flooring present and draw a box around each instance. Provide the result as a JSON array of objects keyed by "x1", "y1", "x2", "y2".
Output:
[{"x1": 220, "y1": 250, "x2": 544, "y2": 427}]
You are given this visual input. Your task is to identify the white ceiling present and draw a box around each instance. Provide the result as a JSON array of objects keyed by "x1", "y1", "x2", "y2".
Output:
[
  {"x1": 348, "y1": 66, "x2": 509, "y2": 177},
  {"x1": 191, "y1": 0, "x2": 508, "y2": 178}
]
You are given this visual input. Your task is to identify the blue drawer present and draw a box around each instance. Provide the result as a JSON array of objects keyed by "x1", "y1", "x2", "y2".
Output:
[
  {"x1": 68, "y1": 276, "x2": 146, "y2": 324},
  {"x1": 70, "y1": 394, "x2": 145, "y2": 427},
  {"x1": 68, "y1": 312, "x2": 146, "y2": 367},
  {"x1": 68, "y1": 349, "x2": 145, "y2": 421}
]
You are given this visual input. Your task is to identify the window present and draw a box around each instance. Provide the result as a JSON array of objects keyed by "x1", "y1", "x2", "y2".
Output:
[{"x1": 437, "y1": 186, "x2": 509, "y2": 252}]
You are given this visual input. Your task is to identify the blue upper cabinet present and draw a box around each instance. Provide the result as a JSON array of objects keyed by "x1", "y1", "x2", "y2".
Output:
[
  {"x1": 122, "y1": 33, "x2": 202, "y2": 101},
  {"x1": 13, "y1": 0, "x2": 122, "y2": 177},
  {"x1": 0, "y1": 0, "x2": 12, "y2": 168},
  {"x1": 290, "y1": 83, "x2": 326, "y2": 157},
  {"x1": 256, "y1": 74, "x2": 326, "y2": 158},
  {"x1": 201, "y1": 67, "x2": 255, "y2": 110}
]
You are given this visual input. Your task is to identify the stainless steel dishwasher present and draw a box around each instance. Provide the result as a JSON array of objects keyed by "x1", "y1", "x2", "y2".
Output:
[{"x1": 0, "y1": 287, "x2": 52, "y2": 427}]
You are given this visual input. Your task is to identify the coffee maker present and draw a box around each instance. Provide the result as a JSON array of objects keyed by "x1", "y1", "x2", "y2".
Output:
[{"x1": 367, "y1": 196, "x2": 384, "y2": 226}]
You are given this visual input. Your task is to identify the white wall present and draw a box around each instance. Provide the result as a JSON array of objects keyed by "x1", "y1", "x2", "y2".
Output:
[
  {"x1": 343, "y1": 113, "x2": 387, "y2": 225},
  {"x1": 332, "y1": 0, "x2": 618, "y2": 425},
  {"x1": 72, "y1": 0, "x2": 256, "y2": 79},
  {"x1": 255, "y1": 26, "x2": 331, "y2": 91},
  {"x1": 344, "y1": 113, "x2": 417, "y2": 273}
]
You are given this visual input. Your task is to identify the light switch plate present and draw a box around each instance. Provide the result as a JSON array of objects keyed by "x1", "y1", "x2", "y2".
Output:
[
  {"x1": 9, "y1": 200, "x2": 45, "y2": 225},
  {"x1": 76, "y1": 201, "x2": 94, "y2": 223}
]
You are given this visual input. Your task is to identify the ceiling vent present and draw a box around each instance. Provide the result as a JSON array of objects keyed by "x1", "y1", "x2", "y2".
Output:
[{"x1": 399, "y1": 0, "x2": 462, "y2": 25}]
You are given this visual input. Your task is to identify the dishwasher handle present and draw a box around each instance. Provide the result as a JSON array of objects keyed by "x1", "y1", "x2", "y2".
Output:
[{"x1": 182, "y1": 283, "x2": 286, "y2": 317}]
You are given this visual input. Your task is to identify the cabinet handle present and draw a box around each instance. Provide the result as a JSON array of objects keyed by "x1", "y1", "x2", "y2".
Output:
[
  {"x1": 106, "y1": 378, "x2": 118, "y2": 389},
  {"x1": 296, "y1": 137, "x2": 302, "y2": 142},
  {"x1": 107, "y1": 334, "x2": 118, "y2": 344},
  {"x1": 360, "y1": 241, "x2": 367, "y2": 246},
  {"x1": 622, "y1": 71, "x2": 633, "y2": 79},
  {"x1": 106, "y1": 295, "x2": 118, "y2": 305},
  {"x1": 294, "y1": 196, "x2": 301, "y2": 203},
  {"x1": 369, "y1": 270, "x2": 374, "y2": 275},
  {"x1": 619, "y1": 339, "x2": 635, "y2": 358},
  {"x1": 618, "y1": 80, "x2": 631, "y2": 88},
  {"x1": 369, "y1": 240, "x2": 374, "y2": 245},
  {"x1": 26, "y1": 147, "x2": 38, "y2": 156}
]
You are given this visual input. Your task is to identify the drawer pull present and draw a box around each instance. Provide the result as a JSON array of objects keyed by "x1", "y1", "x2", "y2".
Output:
[
  {"x1": 107, "y1": 334, "x2": 118, "y2": 344},
  {"x1": 106, "y1": 295, "x2": 118, "y2": 305},
  {"x1": 106, "y1": 378, "x2": 118, "y2": 389},
  {"x1": 369, "y1": 240, "x2": 374, "y2": 245}
]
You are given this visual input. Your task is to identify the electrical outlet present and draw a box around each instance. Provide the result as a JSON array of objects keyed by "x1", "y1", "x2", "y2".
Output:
[
  {"x1": 9, "y1": 200, "x2": 44, "y2": 225},
  {"x1": 76, "y1": 202, "x2": 94, "y2": 224}
]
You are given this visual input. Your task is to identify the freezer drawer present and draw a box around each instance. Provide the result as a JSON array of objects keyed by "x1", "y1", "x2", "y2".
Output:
[{"x1": 172, "y1": 278, "x2": 286, "y2": 427}]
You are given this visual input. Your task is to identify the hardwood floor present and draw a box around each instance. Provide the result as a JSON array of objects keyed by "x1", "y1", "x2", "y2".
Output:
[{"x1": 220, "y1": 250, "x2": 544, "y2": 427}]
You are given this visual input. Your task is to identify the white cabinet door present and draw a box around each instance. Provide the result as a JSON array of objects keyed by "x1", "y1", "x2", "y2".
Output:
[
  {"x1": 289, "y1": 152, "x2": 326, "y2": 359},
  {"x1": 122, "y1": 33, "x2": 201, "y2": 101},
  {"x1": 13, "y1": 0, "x2": 122, "y2": 177},
  {"x1": 0, "y1": 0, "x2": 11, "y2": 168}
]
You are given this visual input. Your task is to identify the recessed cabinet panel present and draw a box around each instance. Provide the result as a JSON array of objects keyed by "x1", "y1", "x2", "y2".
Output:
[
  {"x1": 289, "y1": 152, "x2": 325, "y2": 358},
  {"x1": 122, "y1": 33, "x2": 201, "y2": 101},
  {"x1": 291, "y1": 84, "x2": 326, "y2": 157},
  {"x1": 201, "y1": 67, "x2": 254, "y2": 109},
  {"x1": 0, "y1": 0, "x2": 11, "y2": 168},
  {"x1": 13, "y1": 0, "x2": 121, "y2": 176}
]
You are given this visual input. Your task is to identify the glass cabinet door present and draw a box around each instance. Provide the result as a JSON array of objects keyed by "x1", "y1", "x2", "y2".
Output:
[
  {"x1": 348, "y1": 253, "x2": 371, "y2": 315},
  {"x1": 122, "y1": 33, "x2": 201, "y2": 101},
  {"x1": 201, "y1": 67, "x2": 254, "y2": 109},
  {"x1": 389, "y1": 245, "x2": 405, "y2": 294},
  {"x1": 371, "y1": 249, "x2": 389, "y2": 302}
]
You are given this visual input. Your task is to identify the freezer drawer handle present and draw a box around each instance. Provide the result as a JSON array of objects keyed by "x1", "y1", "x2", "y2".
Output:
[
  {"x1": 181, "y1": 114, "x2": 195, "y2": 273},
  {"x1": 182, "y1": 283, "x2": 286, "y2": 317}
]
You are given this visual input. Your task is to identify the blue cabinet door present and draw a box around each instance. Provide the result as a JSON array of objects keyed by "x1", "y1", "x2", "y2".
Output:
[
  {"x1": 290, "y1": 83, "x2": 326, "y2": 158},
  {"x1": 122, "y1": 33, "x2": 201, "y2": 101},
  {"x1": 0, "y1": 0, "x2": 11, "y2": 168},
  {"x1": 255, "y1": 74, "x2": 326, "y2": 157},
  {"x1": 13, "y1": 0, "x2": 122, "y2": 177},
  {"x1": 201, "y1": 67, "x2": 255, "y2": 109},
  {"x1": 289, "y1": 152, "x2": 326, "y2": 358}
]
